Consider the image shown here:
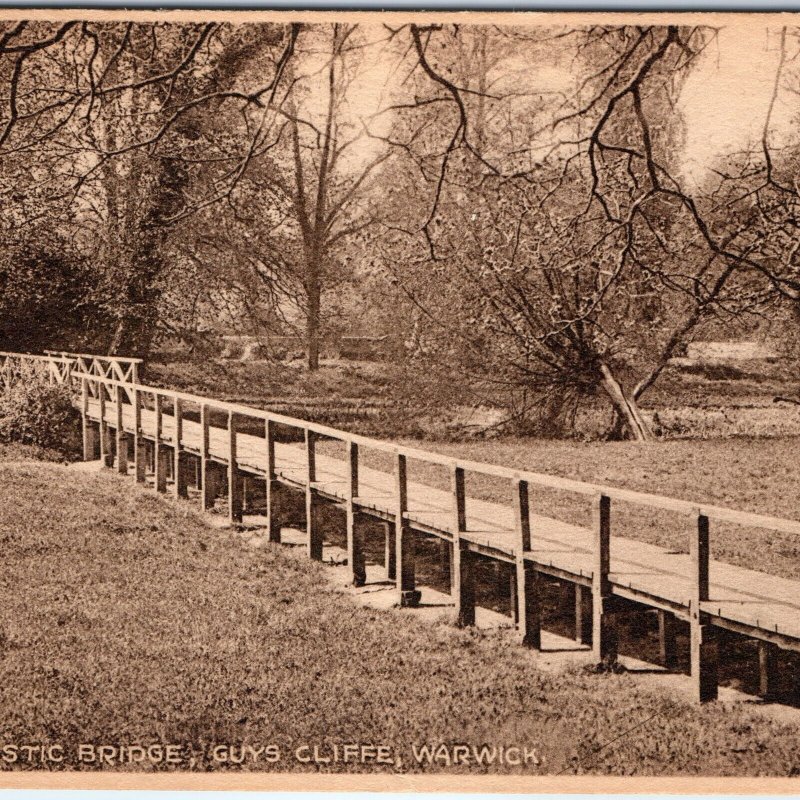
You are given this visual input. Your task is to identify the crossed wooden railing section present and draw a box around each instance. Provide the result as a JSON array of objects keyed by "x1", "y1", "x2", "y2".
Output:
[
  {"x1": 0, "y1": 351, "x2": 74, "y2": 390},
  {"x1": 3, "y1": 350, "x2": 800, "y2": 704},
  {"x1": 44, "y1": 350, "x2": 142, "y2": 399}
]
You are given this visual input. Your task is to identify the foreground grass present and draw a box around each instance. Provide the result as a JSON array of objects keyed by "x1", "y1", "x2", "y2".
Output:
[{"x1": 1, "y1": 457, "x2": 800, "y2": 775}]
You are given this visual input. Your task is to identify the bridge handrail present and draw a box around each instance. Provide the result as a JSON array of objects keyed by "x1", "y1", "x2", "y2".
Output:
[
  {"x1": 43, "y1": 350, "x2": 143, "y2": 365},
  {"x1": 0, "y1": 351, "x2": 74, "y2": 365},
  {"x1": 75, "y1": 370, "x2": 800, "y2": 538}
]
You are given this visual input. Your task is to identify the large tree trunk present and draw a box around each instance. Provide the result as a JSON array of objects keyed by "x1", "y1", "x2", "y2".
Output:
[
  {"x1": 599, "y1": 362, "x2": 653, "y2": 442},
  {"x1": 306, "y1": 281, "x2": 321, "y2": 371}
]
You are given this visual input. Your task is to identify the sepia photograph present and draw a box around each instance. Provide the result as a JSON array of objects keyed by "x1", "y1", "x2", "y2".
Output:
[{"x1": 1, "y1": 7, "x2": 800, "y2": 790}]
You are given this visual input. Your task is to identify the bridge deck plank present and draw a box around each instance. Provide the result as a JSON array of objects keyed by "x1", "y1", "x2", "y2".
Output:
[{"x1": 88, "y1": 399, "x2": 800, "y2": 644}]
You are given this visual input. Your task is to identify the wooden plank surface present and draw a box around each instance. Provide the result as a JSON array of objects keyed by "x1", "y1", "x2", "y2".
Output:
[{"x1": 87, "y1": 399, "x2": 800, "y2": 644}]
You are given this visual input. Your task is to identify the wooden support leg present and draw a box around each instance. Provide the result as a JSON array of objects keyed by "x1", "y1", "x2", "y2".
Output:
[
  {"x1": 227, "y1": 412, "x2": 243, "y2": 525},
  {"x1": 101, "y1": 424, "x2": 112, "y2": 467},
  {"x1": 154, "y1": 395, "x2": 167, "y2": 493},
  {"x1": 174, "y1": 452, "x2": 190, "y2": 498},
  {"x1": 792, "y1": 661, "x2": 800, "y2": 706},
  {"x1": 593, "y1": 597, "x2": 619, "y2": 665},
  {"x1": 228, "y1": 468, "x2": 243, "y2": 524},
  {"x1": 155, "y1": 447, "x2": 168, "y2": 494},
  {"x1": 348, "y1": 511, "x2": 367, "y2": 587},
  {"x1": 200, "y1": 404, "x2": 214, "y2": 510},
  {"x1": 592, "y1": 494, "x2": 616, "y2": 664},
  {"x1": 202, "y1": 461, "x2": 216, "y2": 509},
  {"x1": 690, "y1": 512, "x2": 717, "y2": 702},
  {"x1": 242, "y1": 477, "x2": 251, "y2": 514},
  {"x1": 82, "y1": 418, "x2": 98, "y2": 461},
  {"x1": 305, "y1": 430, "x2": 322, "y2": 560},
  {"x1": 134, "y1": 438, "x2": 146, "y2": 483},
  {"x1": 306, "y1": 490, "x2": 323, "y2": 560},
  {"x1": 396, "y1": 523, "x2": 420, "y2": 607},
  {"x1": 116, "y1": 433, "x2": 129, "y2": 475},
  {"x1": 516, "y1": 559, "x2": 541, "y2": 648},
  {"x1": 265, "y1": 420, "x2": 280, "y2": 543},
  {"x1": 690, "y1": 622, "x2": 718, "y2": 703},
  {"x1": 267, "y1": 479, "x2": 281, "y2": 543},
  {"x1": 494, "y1": 561, "x2": 507, "y2": 601},
  {"x1": 575, "y1": 584, "x2": 592, "y2": 646},
  {"x1": 509, "y1": 564, "x2": 519, "y2": 623},
  {"x1": 346, "y1": 440, "x2": 365, "y2": 586},
  {"x1": 454, "y1": 540, "x2": 476, "y2": 626},
  {"x1": 383, "y1": 521, "x2": 396, "y2": 580},
  {"x1": 203, "y1": 464, "x2": 223, "y2": 509},
  {"x1": 441, "y1": 539, "x2": 453, "y2": 591},
  {"x1": 514, "y1": 479, "x2": 540, "y2": 648},
  {"x1": 758, "y1": 640, "x2": 779, "y2": 701},
  {"x1": 99, "y1": 420, "x2": 112, "y2": 467},
  {"x1": 658, "y1": 610, "x2": 678, "y2": 670}
]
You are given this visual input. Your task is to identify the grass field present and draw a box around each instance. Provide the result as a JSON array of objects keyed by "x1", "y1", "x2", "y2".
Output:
[
  {"x1": 2, "y1": 452, "x2": 800, "y2": 775},
  {"x1": 147, "y1": 355, "x2": 800, "y2": 440}
]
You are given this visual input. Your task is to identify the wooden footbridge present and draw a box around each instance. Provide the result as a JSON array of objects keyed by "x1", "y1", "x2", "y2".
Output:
[{"x1": 3, "y1": 350, "x2": 800, "y2": 704}]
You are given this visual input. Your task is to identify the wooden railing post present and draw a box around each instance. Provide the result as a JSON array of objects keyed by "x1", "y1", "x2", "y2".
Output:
[
  {"x1": 690, "y1": 512, "x2": 718, "y2": 702},
  {"x1": 452, "y1": 465, "x2": 475, "y2": 626},
  {"x1": 200, "y1": 403, "x2": 214, "y2": 510},
  {"x1": 114, "y1": 384, "x2": 128, "y2": 474},
  {"x1": 228, "y1": 411, "x2": 243, "y2": 524},
  {"x1": 658, "y1": 609, "x2": 678, "y2": 670},
  {"x1": 759, "y1": 641, "x2": 779, "y2": 700},
  {"x1": 265, "y1": 419, "x2": 281, "y2": 542},
  {"x1": 173, "y1": 396, "x2": 188, "y2": 498},
  {"x1": 395, "y1": 453, "x2": 420, "y2": 607},
  {"x1": 575, "y1": 584, "x2": 592, "y2": 646},
  {"x1": 347, "y1": 441, "x2": 366, "y2": 587},
  {"x1": 98, "y1": 386, "x2": 111, "y2": 467},
  {"x1": 383, "y1": 521, "x2": 396, "y2": 581},
  {"x1": 514, "y1": 478, "x2": 541, "y2": 648},
  {"x1": 592, "y1": 493, "x2": 617, "y2": 664},
  {"x1": 133, "y1": 387, "x2": 146, "y2": 483},
  {"x1": 305, "y1": 429, "x2": 323, "y2": 560},
  {"x1": 154, "y1": 394, "x2": 167, "y2": 493},
  {"x1": 80, "y1": 377, "x2": 97, "y2": 461}
]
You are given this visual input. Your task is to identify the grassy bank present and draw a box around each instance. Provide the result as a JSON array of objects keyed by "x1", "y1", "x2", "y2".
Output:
[{"x1": 1, "y1": 454, "x2": 800, "y2": 775}]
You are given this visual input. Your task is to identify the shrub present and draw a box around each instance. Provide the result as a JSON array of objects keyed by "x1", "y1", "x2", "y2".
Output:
[{"x1": 0, "y1": 378, "x2": 81, "y2": 458}]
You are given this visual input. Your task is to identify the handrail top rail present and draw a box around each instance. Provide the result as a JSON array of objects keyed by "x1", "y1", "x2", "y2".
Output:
[
  {"x1": 75, "y1": 370, "x2": 800, "y2": 537},
  {"x1": 0, "y1": 351, "x2": 74, "y2": 364},
  {"x1": 43, "y1": 350, "x2": 144, "y2": 365}
]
